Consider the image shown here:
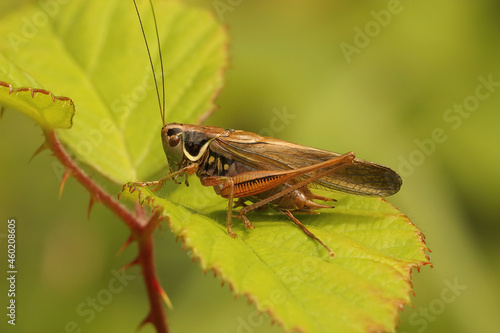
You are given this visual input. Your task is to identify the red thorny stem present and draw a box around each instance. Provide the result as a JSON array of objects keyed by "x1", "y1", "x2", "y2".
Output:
[
  {"x1": 45, "y1": 130, "x2": 168, "y2": 333},
  {"x1": 134, "y1": 208, "x2": 167, "y2": 332}
]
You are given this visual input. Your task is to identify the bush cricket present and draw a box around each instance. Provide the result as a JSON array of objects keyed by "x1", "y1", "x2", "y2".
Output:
[{"x1": 127, "y1": 0, "x2": 402, "y2": 257}]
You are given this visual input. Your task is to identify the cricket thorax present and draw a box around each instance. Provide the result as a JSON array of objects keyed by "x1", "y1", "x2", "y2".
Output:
[
  {"x1": 182, "y1": 130, "x2": 210, "y2": 161},
  {"x1": 198, "y1": 148, "x2": 257, "y2": 178}
]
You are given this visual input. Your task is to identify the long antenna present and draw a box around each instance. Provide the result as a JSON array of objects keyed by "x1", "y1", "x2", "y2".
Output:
[
  {"x1": 148, "y1": 0, "x2": 166, "y2": 125},
  {"x1": 133, "y1": 0, "x2": 166, "y2": 126}
]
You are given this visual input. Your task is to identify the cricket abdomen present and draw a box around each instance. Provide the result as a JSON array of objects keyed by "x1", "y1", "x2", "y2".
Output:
[{"x1": 245, "y1": 184, "x2": 333, "y2": 212}]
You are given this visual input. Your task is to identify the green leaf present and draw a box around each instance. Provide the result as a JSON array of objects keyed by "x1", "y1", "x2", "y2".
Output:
[
  {"x1": 122, "y1": 183, "x2": 430, "y2": 333},
  {"x1": 0, "y1": 79, "x2": 74, "y2": 131},
  {"x1": 1, "y1": 1, "x2": 430, "y2": 332},
  {"x1": 0, "y1": 0, "x2": 226, "y2": 183}
]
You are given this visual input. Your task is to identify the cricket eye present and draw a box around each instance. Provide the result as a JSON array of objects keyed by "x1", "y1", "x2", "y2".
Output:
[{"x1": 169, "y1": 135, "x2": 180, "y2": 147}]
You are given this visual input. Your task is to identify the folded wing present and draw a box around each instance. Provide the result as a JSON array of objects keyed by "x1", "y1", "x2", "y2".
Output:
[{"x1": 213, "y1": 132, "x2": 402, "y2": 197}]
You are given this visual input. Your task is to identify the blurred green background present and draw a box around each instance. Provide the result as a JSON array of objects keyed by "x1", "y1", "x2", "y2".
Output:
[{"x1": 1, "y1": 1, "x2": 499, "y2": 332}]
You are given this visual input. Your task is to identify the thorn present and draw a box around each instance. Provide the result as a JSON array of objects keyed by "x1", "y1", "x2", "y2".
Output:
[
  {"x1": 120, "y1": 257, "x2": 140, "y2": 271},
  {"x1": 30, "y1": 142, "x2": 48, "y2": 162},
  {"x1": 87, "y1": 196, "x2": 95, "y2": 219},
  {"x1": 138, "y1": 313, "x2": 153, "y2": 330},
  {"x1": 59, "y1": 171, "x2": 70, "y2": 199},
  {"x1": 0, "y1": 105, "x2": 5, "y2": 118},
  {"x1": 152, "y1": 278, "x2": 173, "y2": 310},
  {"x1": 117, "y1": 235, "x2": 135, "y2": 256}
]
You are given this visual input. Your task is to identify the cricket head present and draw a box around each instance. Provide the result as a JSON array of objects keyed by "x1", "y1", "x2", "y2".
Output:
[
  {"x1": 161, "y1": 123, "x2": 213, "y2": 172},
  {"x1": 161, "y1": 123, "x2": 185, "y2": 171}
]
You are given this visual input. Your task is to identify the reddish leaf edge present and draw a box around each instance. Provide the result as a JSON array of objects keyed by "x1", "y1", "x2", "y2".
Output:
[
  {"x1": 0, "y1": 80, "x2": 73, "y2": 105},
  {"x1": 1, "y1": 81, "x2": 169, "y2": 333}
]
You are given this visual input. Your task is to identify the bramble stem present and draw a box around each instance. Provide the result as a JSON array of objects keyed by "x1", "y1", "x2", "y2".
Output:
[{"x1": 45, "y1": 130, "x2": 168, "y2": 333}]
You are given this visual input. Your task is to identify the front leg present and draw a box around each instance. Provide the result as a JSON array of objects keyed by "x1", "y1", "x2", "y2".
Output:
[{"x1": 125, "y1": 163, "x2": 198, "y2": 192}]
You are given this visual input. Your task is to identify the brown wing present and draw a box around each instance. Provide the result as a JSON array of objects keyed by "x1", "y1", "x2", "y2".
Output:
[{"x1": 211, "y1": 130, "x2": 402, "y2": 197}]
